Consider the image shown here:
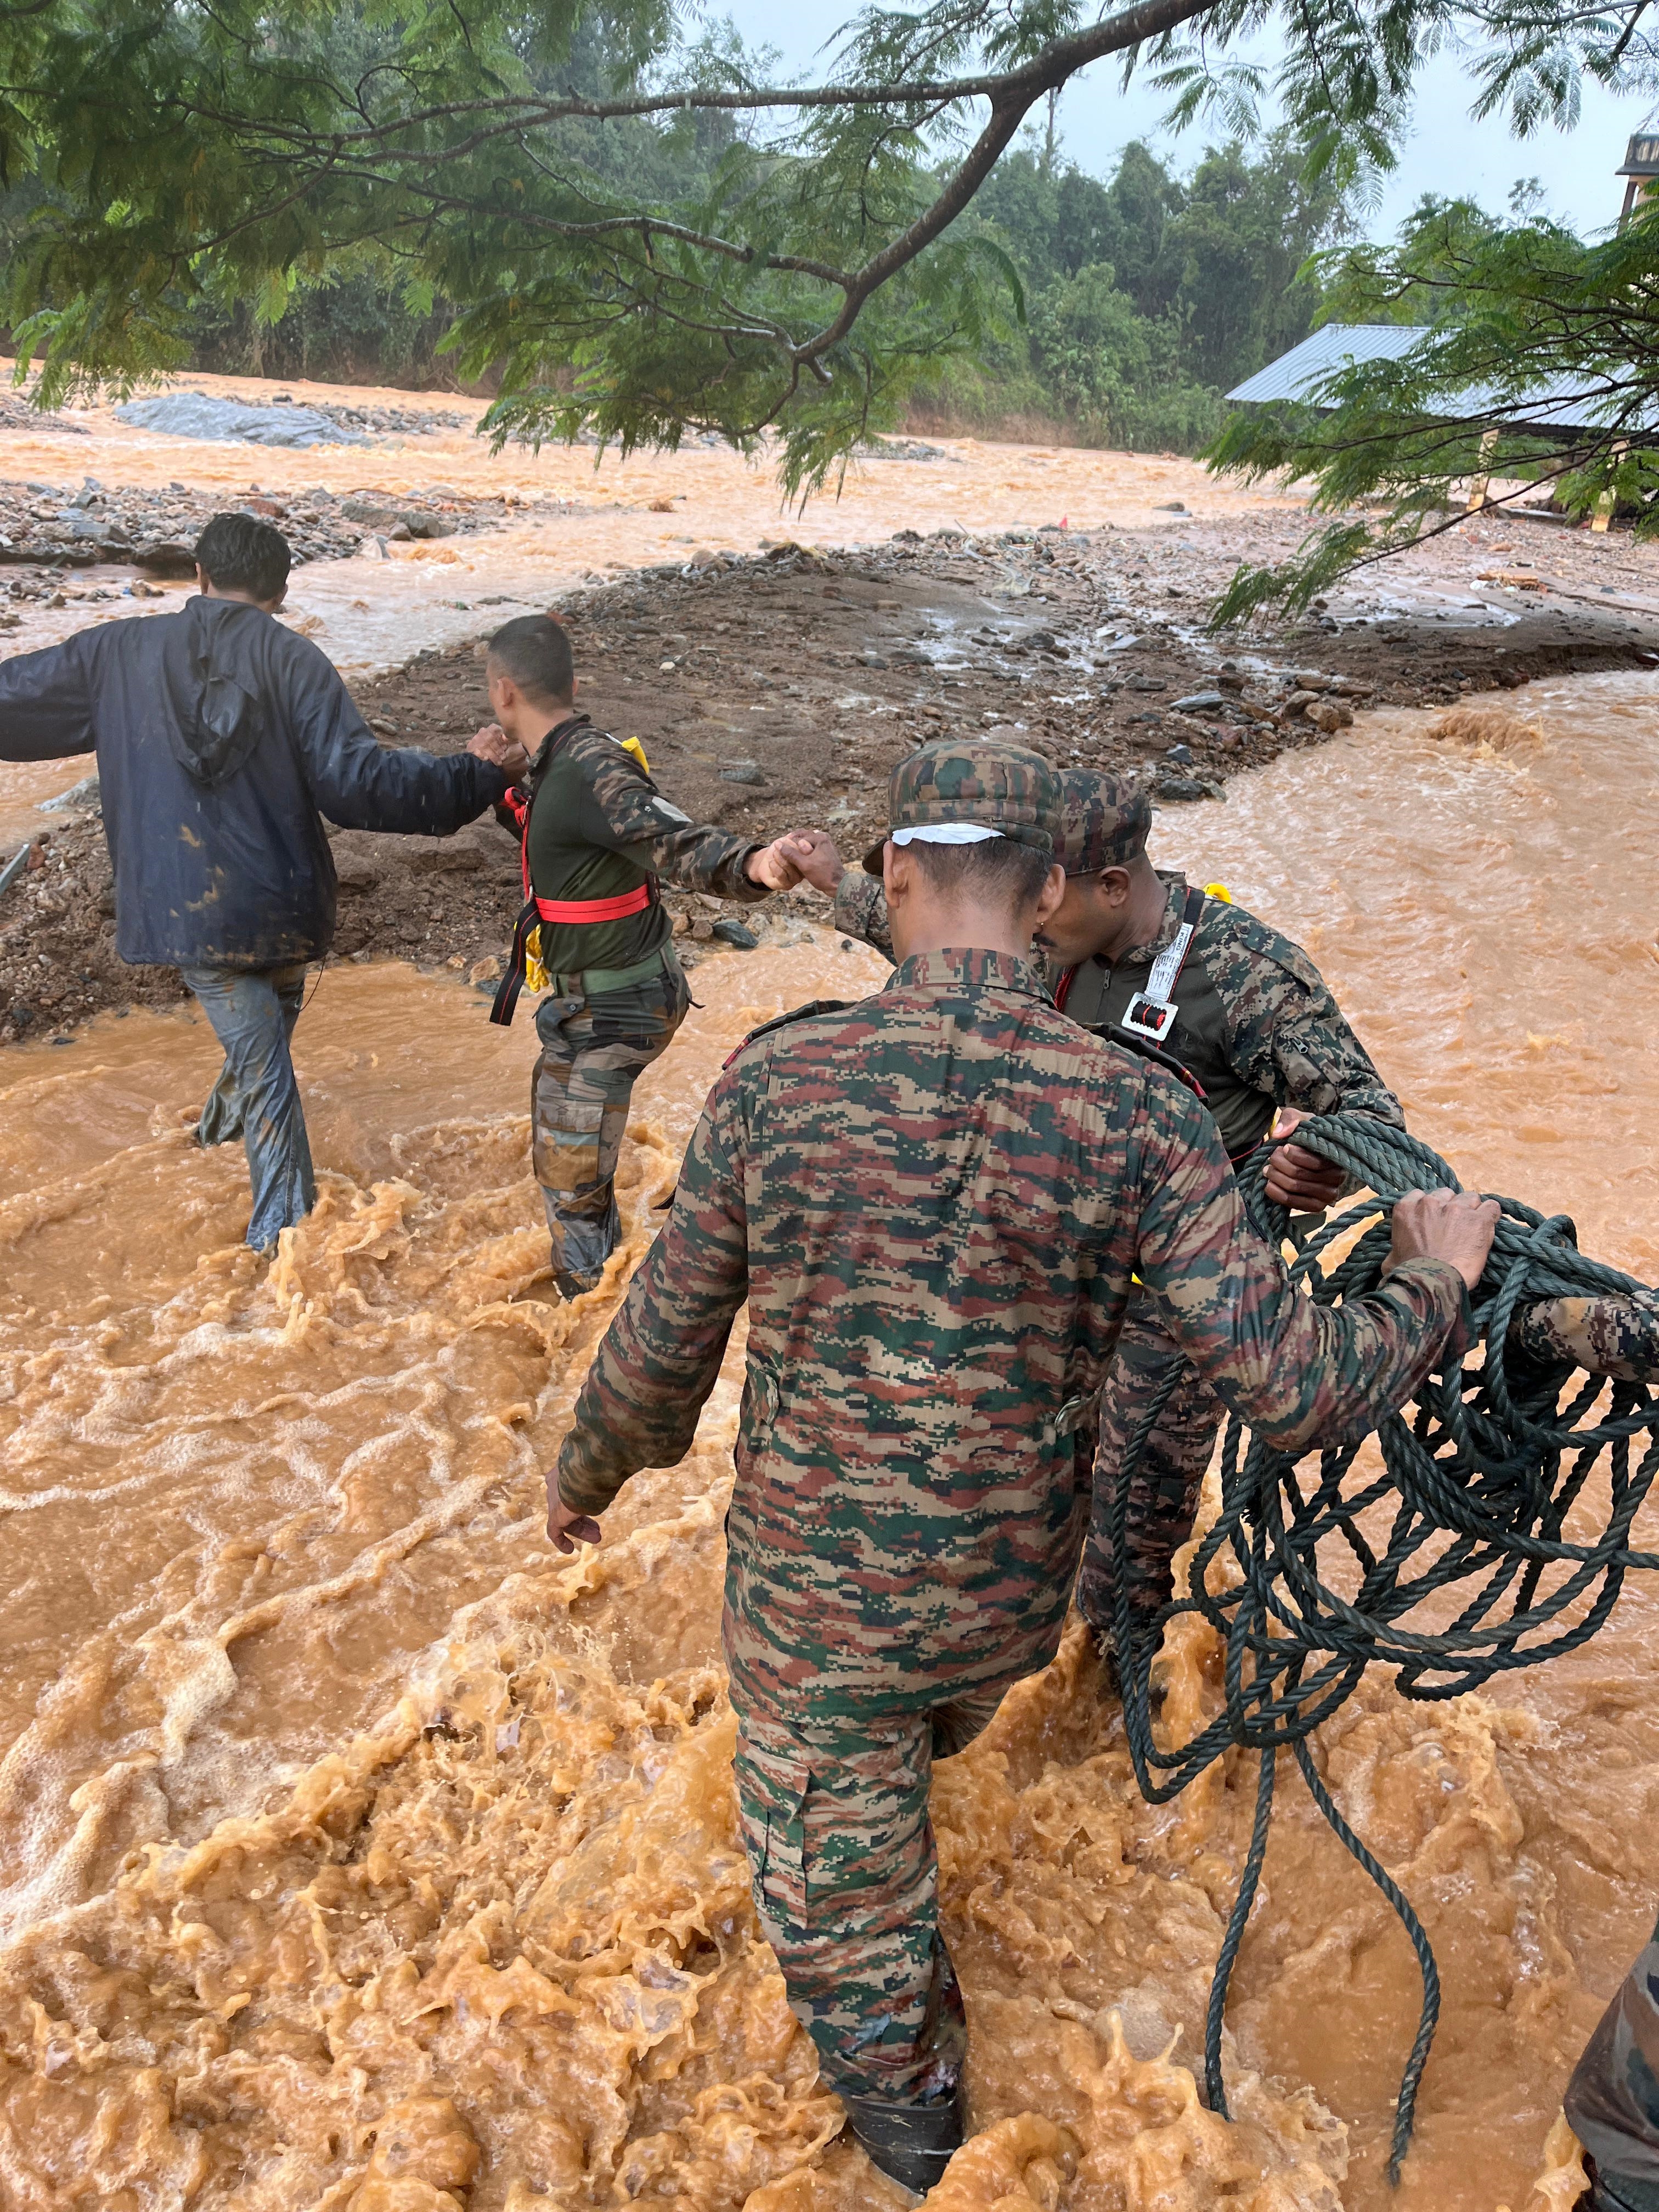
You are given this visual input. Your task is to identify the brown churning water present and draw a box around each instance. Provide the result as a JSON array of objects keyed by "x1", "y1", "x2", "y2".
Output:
[{"x1": 0, "y1": 675, "x2": 1656, "y2": 2210}]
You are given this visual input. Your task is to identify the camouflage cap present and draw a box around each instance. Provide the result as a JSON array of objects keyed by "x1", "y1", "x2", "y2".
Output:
[
  {"x1": 1058, "y1": 768, "x2": 1152, "y2": 876},
  {"x1": 861, "y1": 738, "x2": 1062, "y2": 876}
]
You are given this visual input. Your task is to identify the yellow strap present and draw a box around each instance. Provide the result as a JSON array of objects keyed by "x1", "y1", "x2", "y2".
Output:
[
  {"x1": 524, "y1": 922, "x2": 551, "y2": 995},
  {"x1": 1204, "y1": 881, "x2": 1233, "y2": 904},
  {"x1": 619, "y1": 736, "x2": 650, "y2": 774}
]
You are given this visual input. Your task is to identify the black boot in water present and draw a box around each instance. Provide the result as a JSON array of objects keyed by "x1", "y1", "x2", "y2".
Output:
[{"x1": 842, "y1": 2083, "x2": 966, "y2": 2197}]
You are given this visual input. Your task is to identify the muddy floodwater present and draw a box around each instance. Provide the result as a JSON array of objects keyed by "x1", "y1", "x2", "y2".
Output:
[{"x1": 1, "y1": 674, "x2": 1656, "y2": 2209}]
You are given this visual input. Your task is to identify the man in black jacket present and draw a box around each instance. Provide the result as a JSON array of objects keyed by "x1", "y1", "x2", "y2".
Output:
[{"x1": 0, "y1": 513, "x2": 522, "y2": 1252}]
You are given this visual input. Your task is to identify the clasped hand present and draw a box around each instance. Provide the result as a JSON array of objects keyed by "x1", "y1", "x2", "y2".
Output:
[
  {"x1": 744, "y1": 827, "x2": 845, "y2": 893},
  {"x1": 467, "y1": 721, "x2": 532, "y2": 778}
]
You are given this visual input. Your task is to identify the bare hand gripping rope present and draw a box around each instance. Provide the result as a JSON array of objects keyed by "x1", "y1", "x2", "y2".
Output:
[{"x1": 1110, "y1": 1114, "x2": 1659, "y2": 2182}]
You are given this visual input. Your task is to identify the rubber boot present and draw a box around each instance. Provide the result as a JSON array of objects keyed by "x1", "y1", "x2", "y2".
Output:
[
  {"x1": 842, "y1": 2082, "x2": 966, "y2": 2197},
  {"x1": 1583, "y1": 2160, "x2": 1659, "y2": 2212}
]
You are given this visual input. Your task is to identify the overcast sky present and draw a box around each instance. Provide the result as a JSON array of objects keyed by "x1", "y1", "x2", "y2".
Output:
[{"x1": 707, "y1": 2, "x2": 1647, "y2": 240}]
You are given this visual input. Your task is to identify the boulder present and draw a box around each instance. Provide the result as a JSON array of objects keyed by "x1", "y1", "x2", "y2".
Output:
[{"x1": 115, "y1": 393, "x2": 371, "y2": 448}]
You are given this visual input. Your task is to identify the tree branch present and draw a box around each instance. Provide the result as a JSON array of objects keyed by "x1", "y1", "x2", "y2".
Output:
[{"x1": 126, "y1": 0, "x2": 1224, "y2": 163}]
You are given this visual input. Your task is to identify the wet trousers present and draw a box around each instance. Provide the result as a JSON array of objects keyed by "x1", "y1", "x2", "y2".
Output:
[
  {"x1": 1076, "y1": 1287, "x2": 1223, "y2": 1652},
  {"x1": 732, "y1": 1680, "x2": 1009, "y2": 2103},
  {"x1": 531, "y1": 956, "x2": 690, "y2": 1296},
  {"x1": 183, "y1": 961, "x2": 315, "y2": 1255},
  {"x1": 1565, "y1": 1912, "x2": 1659, "y2": 2211}
]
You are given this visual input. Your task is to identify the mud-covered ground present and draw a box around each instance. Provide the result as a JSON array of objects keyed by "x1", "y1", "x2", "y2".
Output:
[{"x1": 3, "y1": 500, "x2": 1656, "y2": 1043}]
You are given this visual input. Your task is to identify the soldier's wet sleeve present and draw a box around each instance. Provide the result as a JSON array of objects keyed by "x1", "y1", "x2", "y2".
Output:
[
  {"x1": 1512, "y1": 1291, "x2": 1659, "y2": 1381},
  {"x1": 1130, "y1": 1070, "x2": 1464, "y2": 1450},
  {"x1": 556, "y1": 1073, "x2": 751, "y2": 1516},
  {"x1": 575, "y1": 748, "x2": 769, "y2": 901},
  {"x1": 831, "y1": 875, "x2": 894, "y2": 958},
  {"x1": 1210, "y1": 919, "x2": 1404, "y2": 1127}
]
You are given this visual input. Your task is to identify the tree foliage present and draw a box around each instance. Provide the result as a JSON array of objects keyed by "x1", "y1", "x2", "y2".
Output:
[
  {"x1": 0, "y1": 0, "x2": 1652, "y2": 490},
  {"x1": 1207, "y1": 194, "x2": 1659, "y2": 621},
  {"x1": 938, "y1": 131, "x2": 1344, "y2": 450}
]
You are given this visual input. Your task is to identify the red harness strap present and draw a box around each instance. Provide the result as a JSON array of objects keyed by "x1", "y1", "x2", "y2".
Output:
[{"x1": 534, "y1": 884, "x2": 652, "y2": 924}]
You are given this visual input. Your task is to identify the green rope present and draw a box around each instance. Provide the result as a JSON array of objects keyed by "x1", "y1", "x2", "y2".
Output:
[{"x1": 1110, "y1": 1113, "x2": 1659, "y2": 2182}]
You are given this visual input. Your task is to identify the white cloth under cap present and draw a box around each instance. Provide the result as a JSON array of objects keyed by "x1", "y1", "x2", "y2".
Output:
[{"x1": 890, "y1": 823, "x2": 1006, "y2": 846}]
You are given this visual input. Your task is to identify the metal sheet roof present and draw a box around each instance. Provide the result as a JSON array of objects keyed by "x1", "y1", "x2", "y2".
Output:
[
  {"x1": 1226, "y1": 322, "x2": 1635, "y2": 436},
  {"x1": 1226, "y1": 324, "x2": 1424, "y2": 404}
]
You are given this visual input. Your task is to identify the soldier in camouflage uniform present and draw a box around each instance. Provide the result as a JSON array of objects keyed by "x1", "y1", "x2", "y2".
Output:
[
  {"x1": 479, "y1": 616, "x2": 827, "y2": 1298},
  {"x1": 545, "y1": 738, "x2": 1495, "y2": 2193},
  {"x1": 1556, "y1": 1285, "x2": 1659, "y2": 2212},
  {"x1": 823, "y1": 765, "x2": 1406, "y2": 1673},
  {"x1": 1503, "y1": 1293, "x2": 1659, "y2": 2212}
]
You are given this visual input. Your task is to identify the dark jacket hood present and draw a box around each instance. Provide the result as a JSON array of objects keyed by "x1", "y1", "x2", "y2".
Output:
[{"x1": 170, "y1": 597, "x2": 269, "y2": 791}]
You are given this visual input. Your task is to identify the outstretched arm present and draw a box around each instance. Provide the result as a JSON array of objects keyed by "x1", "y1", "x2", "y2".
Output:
[
  {"x1": 1511, "y1": 1291, "x2": 1659, "y2": 1381},
  {"x1": 0, "y1": 637, "x2": 97, "y2": 762},
  {"x1": 1132, "y1": 1072, "x2": 1489, "y2": 1451},
  {"x1": 566, "y1": 742, "x2": 770, "y2": 900},
  {"x1": 295, "y1": 646, "x2": 510, "y2": 833},
  {"x1": 552, "y1": 1073, "x2": 752, "y2": 1535}
]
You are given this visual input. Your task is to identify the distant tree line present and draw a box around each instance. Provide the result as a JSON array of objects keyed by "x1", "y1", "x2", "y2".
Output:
[{"x1": 912, "y1": 131, "x2": 1348, "y2": 450}]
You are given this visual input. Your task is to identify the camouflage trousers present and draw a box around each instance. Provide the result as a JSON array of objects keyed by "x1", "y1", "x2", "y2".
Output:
[
  {"x1": 1075, "y1": 1286, "x2": 1223, "y2": 1652},
  {"x1": 1565, "y1": 1912, "x2": 1659, "y2": 2211},
  {"x1": 531, "y1": 955, "x2": 690, "y2": 1297},
  {"x1": 733, "y1": 1680, "x2": 1009, "y2": 2103}
]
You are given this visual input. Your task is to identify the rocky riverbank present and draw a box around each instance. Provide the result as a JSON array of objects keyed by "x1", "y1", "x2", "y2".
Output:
[
  {"x1": 4, "y1": 504, "x2": 1657, "y2": 1043},
  {"x1": 0, "y1": 477, "x2": 587, "y2": 600}
]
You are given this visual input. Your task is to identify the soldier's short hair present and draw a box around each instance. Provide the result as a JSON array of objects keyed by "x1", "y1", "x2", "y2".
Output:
[
  {"x1": 195, "y1": 512, "x2": 291, "y2": 601},
  {"x1": 906, "y1": 837, "x2": 1054, "y2": 910},
  {"x1": 488, "y1": 614, "x2": 575, "y2": 704}
]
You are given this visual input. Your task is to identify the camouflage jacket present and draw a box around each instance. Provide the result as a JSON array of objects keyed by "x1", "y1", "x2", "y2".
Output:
[
  {"x1": 507, "y1": 716, "x2": 767, "y2": 974},
  {"x1": 558, "y1": 949, "x2": 1465, "y2": 1714},
  {"x1": 833, "y1": 870, "x2": 1402, "y2": 1163}
]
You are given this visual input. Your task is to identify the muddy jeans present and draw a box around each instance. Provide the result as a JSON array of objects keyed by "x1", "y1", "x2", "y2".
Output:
[
  {"x1": 183, "y1": 961, "x2": 315, "y2": 1255},
  {"x1": 1076, "y1": 1286, "x2": 1223, "y2": 1656},
  {"x1": 733, "y1": 1679, "x2": 1007, "y2": 2104},
  {"x1": 531, "y1": 955, "x2": 690, "y2": 1296}
]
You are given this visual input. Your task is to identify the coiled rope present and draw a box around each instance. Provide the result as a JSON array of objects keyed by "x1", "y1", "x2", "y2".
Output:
[{"x1": 1109, "y1": 1112, "x2": 1659, "y2": 2182}]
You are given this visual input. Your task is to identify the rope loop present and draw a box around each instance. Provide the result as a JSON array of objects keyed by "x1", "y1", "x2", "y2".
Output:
[{"x1": 1112, "y1": 1113, "x2": 1659, "y2": 2177}]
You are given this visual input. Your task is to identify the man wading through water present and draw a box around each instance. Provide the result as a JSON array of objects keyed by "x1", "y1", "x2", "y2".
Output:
[
  {"x1": 476, "y1": 613, "x2": 833, "y2": 1299},
  {"x1": 822, "y1": 763, "x2": 1404, "y2": 1688},
  {"x1": 0, "y1": 514, "x2": 522, "y2": 1252},
  {"x1": 538, "y1": 738, "x2": 1497, "y2": 2194}
]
